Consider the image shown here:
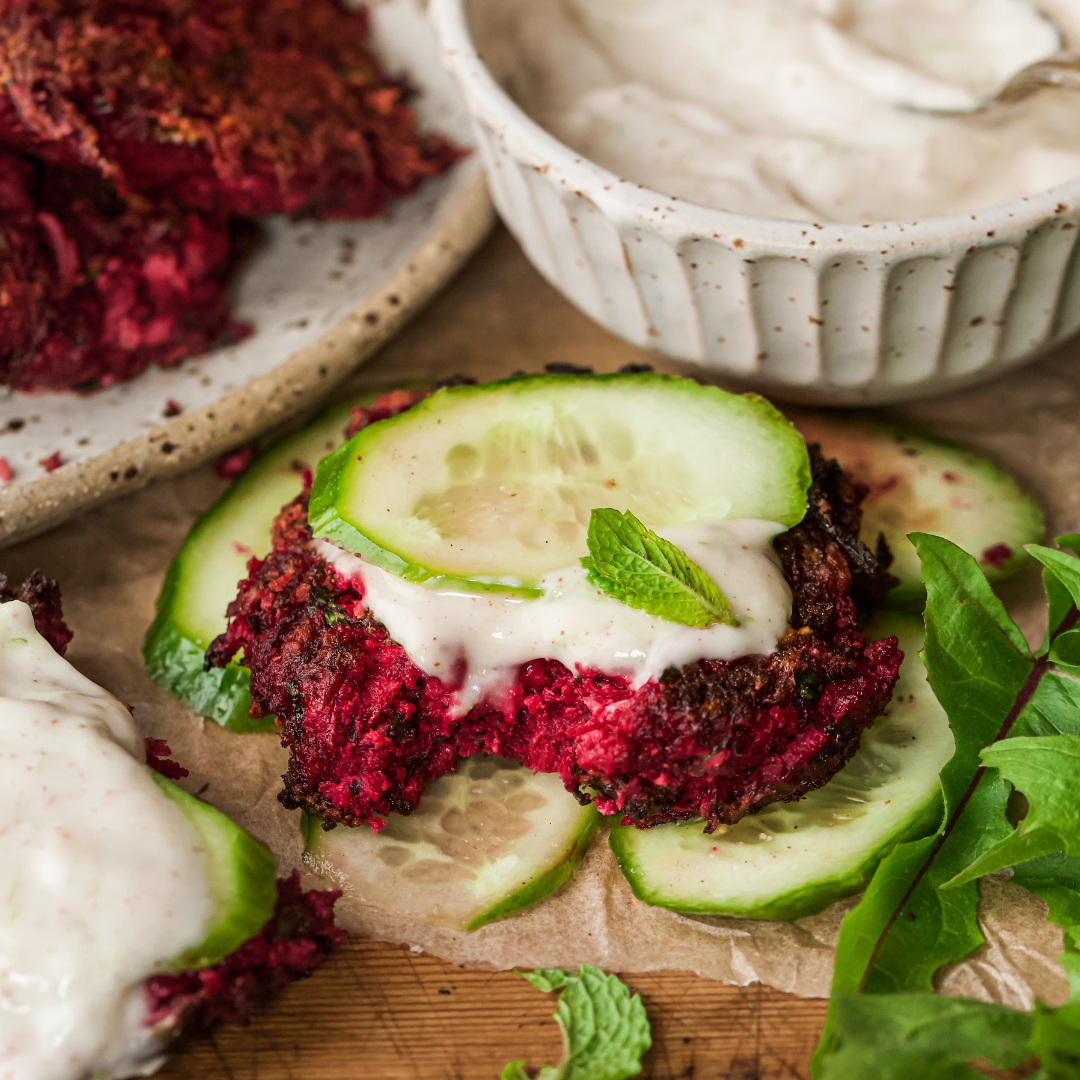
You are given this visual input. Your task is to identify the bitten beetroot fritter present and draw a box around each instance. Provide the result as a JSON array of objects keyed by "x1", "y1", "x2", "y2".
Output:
[
  {"x1": 144, "y1": 871, "x2": 341, "y2": 1040},
  {"x1": 207, "y1": 394, "x2": 902, "y2": 833},
  {"x1": 0, "y1": 0, "x2": 463, "y2": 391}
]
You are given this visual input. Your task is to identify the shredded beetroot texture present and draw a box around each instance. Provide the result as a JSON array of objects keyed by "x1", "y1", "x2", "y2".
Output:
[
  {"x1": 144, "y1": 871, "x2": 341, "y2": 1038},
  {"x1": 0, "y1": 568, "x2": 72, "y2": 654},
  {"x1": 207, "y1": 394, "x2": 902, "y2": 832},
  {"x1": 0, "y1": 0, "x2": 463, "y2": 391},
  {"x1": 145, "y1": 738, "x2": 191, "y2": 781}
]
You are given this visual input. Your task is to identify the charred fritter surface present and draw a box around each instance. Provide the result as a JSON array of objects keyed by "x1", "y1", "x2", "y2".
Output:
[
  {"x1": 208, "y1": 397, "x2": 901, "y2": 832},
  {"x1": 0, "y1": 569, "x2": 72, "y2": 654}
]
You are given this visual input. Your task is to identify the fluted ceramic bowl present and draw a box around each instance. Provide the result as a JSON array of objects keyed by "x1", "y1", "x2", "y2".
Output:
[{"x1": 430, "y1": 0, "x2": 1080, "y2": 404}]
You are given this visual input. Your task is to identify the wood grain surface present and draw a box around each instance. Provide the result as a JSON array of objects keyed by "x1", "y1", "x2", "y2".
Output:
[
  {"x1": 157, "y1": 937, "x2": 828, "y2": 1079},
  {"x1": 8, "y1": 225, "x2": 1077, "y2": 1079}
]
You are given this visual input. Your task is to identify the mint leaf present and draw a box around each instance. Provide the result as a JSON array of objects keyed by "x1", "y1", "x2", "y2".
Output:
[
  {"x1": 504, "y1": 965, "x2": 651, "y2": 1080},
  {"x1": 581, "y1": 509, "x2": 739, "y2": 628},
  {"x1": 943, "y1": 736, "x2": 1080, "y2": 887}
]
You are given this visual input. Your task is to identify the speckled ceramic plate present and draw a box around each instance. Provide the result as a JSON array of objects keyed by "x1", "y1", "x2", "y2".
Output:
[{"x1": 0, "y1": 0, "x2": 494, "y2": 548}]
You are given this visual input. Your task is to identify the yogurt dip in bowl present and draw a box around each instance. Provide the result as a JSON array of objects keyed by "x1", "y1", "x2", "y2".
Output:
[{"x1": 431, "y1": 0, "x2": 1080, "y2": 403}]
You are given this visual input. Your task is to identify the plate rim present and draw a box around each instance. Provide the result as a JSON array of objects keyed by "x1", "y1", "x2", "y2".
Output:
[{"x1": 0, "y1": 167, "x2": 494, "y2": 550}]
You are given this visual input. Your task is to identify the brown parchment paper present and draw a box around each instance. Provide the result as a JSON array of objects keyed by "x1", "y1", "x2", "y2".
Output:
[{"x1": 6, "y1": 227, "x2": 1079, "y2": 1007}]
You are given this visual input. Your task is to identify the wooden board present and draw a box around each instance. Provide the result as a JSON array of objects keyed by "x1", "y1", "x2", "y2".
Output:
[
  {"x1": 7, "y1": 224, "x2": 1079, "y2": 1079},
  {"x1": 158, "y1": 938, "x2": 828, "y2": 1079}
]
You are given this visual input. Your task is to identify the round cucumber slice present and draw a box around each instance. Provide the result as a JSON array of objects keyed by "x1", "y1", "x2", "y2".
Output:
[
  {"x1": 608, "y1": 613, "x2": 954, "y2": 922},
  {"x1": 144, "y1": 386, "x2": 420, "y2": 730},
  {"x1": 792, "y1": 415, "x2": 1043, "y2": 610},
  {"x1": 304, "y1": 755, "x2": 600, "y2": 932},
  {"x1": 309, "y1": 373, "x2": 811, "y2": 591},
  {"x1": 151, "y1": 771, "x2": 277, "y2": 969}
]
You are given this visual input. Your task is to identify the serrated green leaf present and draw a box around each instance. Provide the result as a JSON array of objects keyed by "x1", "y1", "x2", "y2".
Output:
[
  {"x1": 1050, "y1": 630, "x2": 1080, "y2": 670},
  {"x1": 1059, "y1": 535, "x2": 1080, "y2": 557},
  {"x1": 815, "y1": 538, "x2": 1080, "y2": 1080},
  {"x1": 507, "y1": 965, "x2": 650, "y2": 1080},
  {"x1": 819, "y1": 993, "x2": 1033, "y2": 1080},
  {"x1": 812, "y1": 534, "x2": 1037, "y2": 1074},
  {"x1": 1040, "y1": 567, "x2": 1077, "y2": 658},
  {"x1": 1031, "y1": 1001, "x2": 1080, "y2": 1079},
  {"x1": 1014, "y1": 670, "x2": 1080, "y2": 739},
  {"x1": 1012, "y1": 854, "x2": 1080, "y2": 997},
  {"x1": 581, "y1": 509, "x2": 738, "y2": 629},
  {"x1": 944, "y1": 736, "x2": 1080, "y2": 887},
  {"x1": 1028, "y1": 545, "x2": 1080, "y2": 614}
]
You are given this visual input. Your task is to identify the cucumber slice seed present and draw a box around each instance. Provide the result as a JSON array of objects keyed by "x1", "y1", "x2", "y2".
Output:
[
  {"x1": 608, "y1": 613, "x2": 953, "y2": 922},
  {"x1": 310, "y1": 373, "x2": 812, "y2": 591},
  {"x1": 144, "y1": 387, "x2": 420, "y2": 730},
  {"x1": 151, "y1": 771, "x2": 278, "y2": 969},
  {"x1": 791, "y1": 415, "x2": 1043, "y2": 610},
  {"x1": 304, "y1": 755, "x2": 600, "y2": 932}
]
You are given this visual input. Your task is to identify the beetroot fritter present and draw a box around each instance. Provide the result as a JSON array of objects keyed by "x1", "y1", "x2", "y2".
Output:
[
  {"x1": 145, "y1": 871, "x2": 341, "y2": 1040},
  {"x1": 207, "y1": 397, "x2": 902, "y2": 833},
  {"x1": 0, "y1": 568, "x2": 72, "y2": 654},
  {"x1": 0, "y1": 0, "x2": 463, "y2": 391}
]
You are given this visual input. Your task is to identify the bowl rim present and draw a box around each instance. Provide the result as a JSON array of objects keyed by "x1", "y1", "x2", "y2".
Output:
[{"x1": 430, "y1": 0, "x2": 1080, "y2": 250}]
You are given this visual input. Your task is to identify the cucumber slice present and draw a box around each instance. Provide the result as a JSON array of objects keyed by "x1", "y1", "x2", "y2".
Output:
[
  {"x1": 144, "y1": 387, "x2": 418, "y2": 730},
  {"x1": 309, "y1": 373, "x2": 811, "y2": 591},
  {"x1": 303, "y1": 755, "x2": 600, "y2": 932},
  {"x1": 151, "y1": 771, "x2": 277, "y2": 969},
  {"x1": 792, "y1": 416, "x2": 1043, "y2": 610},
  {"x1": 608, "y1": 613, "x2": 953, "y2": 922}
]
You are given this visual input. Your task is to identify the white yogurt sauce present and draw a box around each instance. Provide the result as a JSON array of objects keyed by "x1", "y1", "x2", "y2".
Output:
[
  {"x1": 0, "y1": 601, "x2": 214, "y2": 1080},
  {"x1": 491, "y1": 0, "x2": 1080, "y2": 221},
  {"x1": 319, "y1": 519, "x2": 792, "y2": 712}
]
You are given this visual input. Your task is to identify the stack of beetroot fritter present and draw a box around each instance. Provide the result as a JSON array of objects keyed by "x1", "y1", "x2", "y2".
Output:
[
  {"x1": 0, "y1": 0, "x2": 461, "y2": 391},
  {"x1": 208, "y1": 388, "x2": 903, "y2": 836}
]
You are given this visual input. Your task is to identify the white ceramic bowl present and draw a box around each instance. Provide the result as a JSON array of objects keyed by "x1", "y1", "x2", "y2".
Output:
[{"x1": 430, "y1": 0, "x2": 1080, "y2": 404}]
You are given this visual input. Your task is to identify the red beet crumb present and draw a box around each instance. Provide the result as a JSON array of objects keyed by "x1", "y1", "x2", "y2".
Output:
[
  {"x1": 345, "y1": 388, "x2": 430, "y2": 439},
  {"x1": 145, "y1": 738, "x2": 191, "y2": 781},
  {"x1": 163, "y1": 400, "x2": 183, "y2": 418},
  {"x1": 215, "y1": 444, "x2": 254, "y2": 480},
  {"x1": 143, "y1": 871, "x2": 341, "y2": 1038},
  {"x1": 0, "y1": 457, "x2": 11, "y2": 485},
  {"x1": 40, "y1": 450, "x2": 63, "y2": 472},
  {"x1": 0, "y1": 569, "x2": 72, "y2": 654},
  {"x1": 206, "y1": 393, "x2": 902, "y2": 833},
  {"x1": 981, "y1": 543, "x2": 1014, "y2": 570},
  {"x1": 0, "y1": 0, "x2": 464, "y2": 391}
]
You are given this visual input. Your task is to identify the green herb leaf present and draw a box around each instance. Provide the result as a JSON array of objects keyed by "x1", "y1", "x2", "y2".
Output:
[
  {"x1": 581, "y1": 509, "x2": 739, "y2": 628},
  {"x1": 812, "y1": 533, "x2": 1051, "y2": 1074},
  {"x1": 943, "y1": 736, "x2": 1080, "y2": 887},
  {"x1": 1028, "y1": 543, "x2": 1080, "y2": 613},
  {"x1": 810, "y1": 530, "x2": 1080, "y2": 1080},
  {"x1": 1031, "y1": 1001, "x2": 1080, "y2": 1079},
  {"x1": 818, "y1": 993, "x2": 1033, "y2": 1079},
  {"x1": 503, "y1": 965, "x2": 651, "y2": 1080},
  {"x1": 1012, "y1": 854, "x2": 1080, "y2": 998}
]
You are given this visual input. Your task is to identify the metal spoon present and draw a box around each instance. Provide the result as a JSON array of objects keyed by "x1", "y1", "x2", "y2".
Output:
[
  {"x1": 913, "y1": 3, "x2": 1079, "y2": 116},
  {"x1": 924, "y1": 52, "x2": 1080, "y2": 115}
]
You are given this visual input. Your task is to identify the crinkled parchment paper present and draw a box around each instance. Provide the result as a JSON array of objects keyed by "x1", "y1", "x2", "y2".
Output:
[{"x1": 8, "y1": 240, "x2": 1080, "y2": 1005}]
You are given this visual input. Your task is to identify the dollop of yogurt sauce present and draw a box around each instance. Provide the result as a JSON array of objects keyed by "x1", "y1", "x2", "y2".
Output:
[
  {"x1": 319, "y1": 519, "x2": 792, "y2": 713},
  {"x1": 0, "y1": 601, "x2": 214, "y2": 1080},
  {"x1": 491, "y1": 0, "x2": 1080, "y2": 221}
]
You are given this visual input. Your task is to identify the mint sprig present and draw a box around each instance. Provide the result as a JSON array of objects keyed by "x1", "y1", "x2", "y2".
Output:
[
  {"x1": 580, "y1": 509, "x2": 739, "y2": 629},
  {"x1": 501, "y1": 965, "x2": 651, "y2": 1080}
]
